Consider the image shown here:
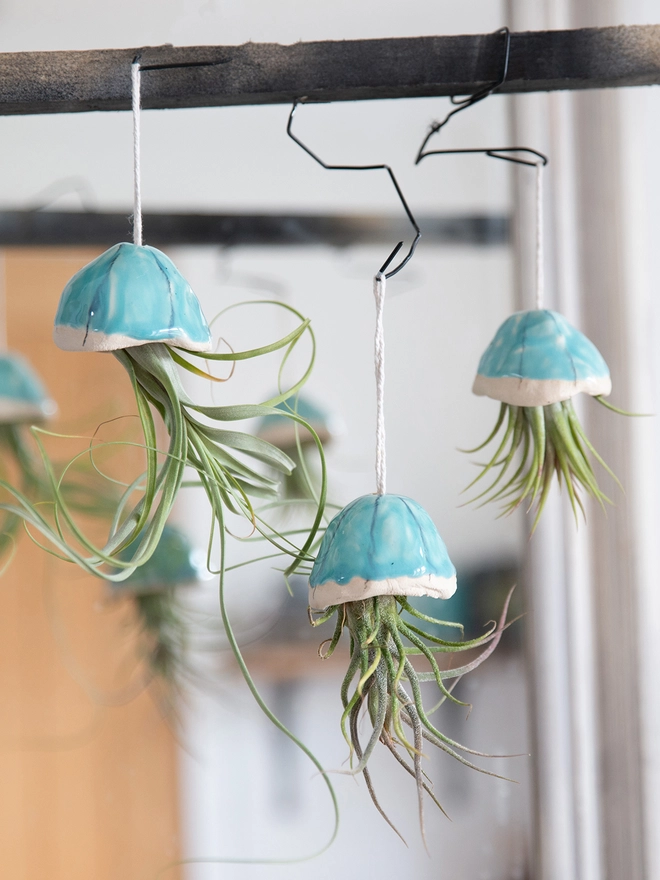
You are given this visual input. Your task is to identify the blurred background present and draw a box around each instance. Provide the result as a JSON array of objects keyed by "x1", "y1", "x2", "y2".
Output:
[{"x1": 0, "y1": 1, "x2": 658, "y2": 879}]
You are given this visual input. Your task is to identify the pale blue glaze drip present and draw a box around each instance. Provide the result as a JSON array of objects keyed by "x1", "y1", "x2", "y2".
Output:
[
  {"x1": 0, "y1": 353, "x2": 50, "y2": 406},
  {"x1": 54, "y1": 243, "x2": 211, "y2": 347},
  {"x1": 309, "y1": 494, "x2": 455, "y2": 587},
  {"x1": 477, "y1": 309, "x2": 609, "y2": 382},
  {"x1": 110, "y1": 524, "x2": 203, "y2": 593}
]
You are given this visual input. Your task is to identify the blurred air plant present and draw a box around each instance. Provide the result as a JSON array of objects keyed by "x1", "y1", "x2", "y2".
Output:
[{"x1": 106, "y1": 522, "x2": 205, "y2": 698}]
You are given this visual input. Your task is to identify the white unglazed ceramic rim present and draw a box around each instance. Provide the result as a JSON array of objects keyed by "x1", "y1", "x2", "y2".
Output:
[
  {"x1": 0, "y1": 398, "x2": 56, "y2": 424},
  {"x1": 53, "y1": 325, "x2": 212, "y2": 353},
  {"x1": 308, "y1": 573, "x2": 457, "y2": 611},
  {"x1": 472, "y1": 374, "x2": 612, "y2": 407}
]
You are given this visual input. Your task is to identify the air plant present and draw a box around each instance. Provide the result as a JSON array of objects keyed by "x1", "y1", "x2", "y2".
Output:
[
  {"x1": 466, "y1": 307, "x2": 619, "y2": 528},
  {"x1": 0, "y1": 241, "x2": 324, "y2": 588},
  {"x1": 307, "y1": 493, "x2": 513, "y2": 840}
]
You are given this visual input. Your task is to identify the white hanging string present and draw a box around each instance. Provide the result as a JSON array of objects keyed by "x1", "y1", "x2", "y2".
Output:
[
  {"x1": 535, "y1": 160, "x2": 544, "y2": 310},
  {"x1": 131, "y1": 60, "x2": 143, "y2": 247},
  {"x1": 374, "y1": 272, "x2": 386, "y2": 495}
]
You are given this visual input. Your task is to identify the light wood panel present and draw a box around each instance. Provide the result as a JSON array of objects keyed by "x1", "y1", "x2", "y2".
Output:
[{"x1": 0, "y1": 249, "x2": 181, "y2": 880}]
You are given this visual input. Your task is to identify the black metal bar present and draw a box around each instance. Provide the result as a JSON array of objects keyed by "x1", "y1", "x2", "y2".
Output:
[
  {"x1": 0, "y1": 210, "x2": 509, "y2": 247},
  {"x1": 0, "y1": 25, "x2": 658, "y2": 116}
]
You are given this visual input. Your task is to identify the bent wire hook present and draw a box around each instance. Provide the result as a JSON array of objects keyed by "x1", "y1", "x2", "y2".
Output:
[
  {"x1": 414, "y1": 26, "x2": 512, "y2": 165},
  {"x1": 287, "y1": 101, "x2": 421, "y2": 279}
]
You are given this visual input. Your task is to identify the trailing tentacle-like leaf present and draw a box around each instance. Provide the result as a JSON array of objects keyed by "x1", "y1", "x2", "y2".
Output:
[
  {"x1": 0, "y1": 244, "x2": 325, "y2": 582},
  {"x1": 308, "y1": 493, "x2": 516, "y2": 842},
  {"x1": 467, "y1": 308, "x2": 625, "y2": 529}
]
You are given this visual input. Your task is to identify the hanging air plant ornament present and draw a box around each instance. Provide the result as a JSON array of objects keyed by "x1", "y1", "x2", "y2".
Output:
[
  {"x1": 0, "y1": 353, "x2": 57, "y2": 561},
  {"x1": 106, "y1": 523, "x2": 204, "y2": 687},
  {"x1": 466, "y1": 161, "x2": 620, "y2": 527},
  {"x1": 308, "y1": 272, "x2": 511, "y2": 839},
  {"x1": 7, "y1": 59, "x2": 324, "y2": 586}
]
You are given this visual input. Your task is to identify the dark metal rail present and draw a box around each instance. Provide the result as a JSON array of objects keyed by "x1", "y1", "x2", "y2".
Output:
[
  {"x1": 0, "y1": 211, "x2": 508, "y2": 247},
  {"x1": 0, "y1": 25, "x2": 658, "y2": 116}
]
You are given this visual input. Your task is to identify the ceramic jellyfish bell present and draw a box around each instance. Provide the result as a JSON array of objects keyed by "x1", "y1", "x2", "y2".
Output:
[
  {"x1": 473, "y1": 309, "x2": 611, "y2": 407},
  {"x1": 53, "y1": 243, "x2": 212, "y2": 353},
  {"x1": 109, "y1": 524, "x2": 206, "y2": 595},
  {"x1": 0, "y1": 353, "x2": 57, "y2": 423},
  {"x1": 309, "y1": 493, "x2": 457, "y2": 611}
]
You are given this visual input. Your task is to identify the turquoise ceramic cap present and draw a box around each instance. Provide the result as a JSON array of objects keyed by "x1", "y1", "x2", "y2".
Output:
[
  {"x1": 473, "y1": 309, "x2": 611, "y2": 407},
  {"x1": 0, "y1": 353, "x2": 56, "y2": 423},
  {"x1": 108, "y1": 524, "x2": 205, "y2": 595},
  {"x1": 257, "y1": 394, "x2": 333, "y2": 448},
  {"x1": 53, "y1": 243, "x2": 212, "y2": 353},
  {"x1": 308, "y1": 493, "x2": 457, "y2": 610}
]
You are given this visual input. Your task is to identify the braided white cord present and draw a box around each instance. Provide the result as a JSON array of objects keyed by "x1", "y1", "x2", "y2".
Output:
[
  {"x1": 374, "y1": 272, "x2": 386, "y2": 495},
  {"x1": 131, "y1": 61, "x2": 143, "y2": 246},
  {"x1": 535, "y1": 161, "x2": 544, "y2": 310}
]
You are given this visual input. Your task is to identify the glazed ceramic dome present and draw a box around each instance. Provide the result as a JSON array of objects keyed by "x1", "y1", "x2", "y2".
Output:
[
  {"x1": 0, "y1": 353, "x2": 56, "y2": 423},
  {"x1": 53, "y1": 243, "x2": 212, "y2": 353},
  {"x1": 309, "y1": 493, "x2": 456, "y2": 610},
  {"x1": 473, "y1": 309, "x2": 611, "y2": 407}
]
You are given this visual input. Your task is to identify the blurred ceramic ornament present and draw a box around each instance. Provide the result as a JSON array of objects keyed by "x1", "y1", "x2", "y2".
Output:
[
  {"x1": 53, "y1": 243, "x2": 212, "y2": 353},
  {"x1": 466, "y1": 308, "x2": 621, "y2": 528},
  {"x1": 309, "y1": 493, "x2": 456, "y2": 610},
  {"x1": 108, "y1": 523, "x2": 205, "y2": 595},
  {"x1": 0, "y1": 352, "x2": 56, "y2": 423},
  {"x1": 105, "y1": 523, "x2": 204, "y2": 688},
  {"x1": 257, "y1": 394, "x2": 339, "y2": 500},
  {"x1": 257, "y1": 395, "x2": 335, "y2": 449}
]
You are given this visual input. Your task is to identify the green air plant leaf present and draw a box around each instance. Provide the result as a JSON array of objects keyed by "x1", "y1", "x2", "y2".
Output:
[
  {"x1": 307, "y1": 493, "x2": 517, "y2": 843},
  {"x1": 468, "y1": 308, "x2": 626, "y2": 529},
  {"x1": 462, "y1": 399, "x2": 618, "y2": 531}
]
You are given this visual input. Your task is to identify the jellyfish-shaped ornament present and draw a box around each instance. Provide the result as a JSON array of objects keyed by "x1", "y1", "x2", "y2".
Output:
[
  {"x1": 467, "y1": 308, "x2": 618, "y2": 527},
  {"x1": 28, "y1": 59, "x2": 323, "y2": 584},
  {"x1": 48, "y1": 237, "x2": 316, "y2": 580},
  {"x1": 308, "y1": 491, "x2": 512, "y2": 834}
]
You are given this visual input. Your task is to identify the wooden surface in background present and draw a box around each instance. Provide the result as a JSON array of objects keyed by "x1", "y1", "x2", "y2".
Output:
[{"x1": 0, "y1": 249, "x2": 181, "y2": 880}]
